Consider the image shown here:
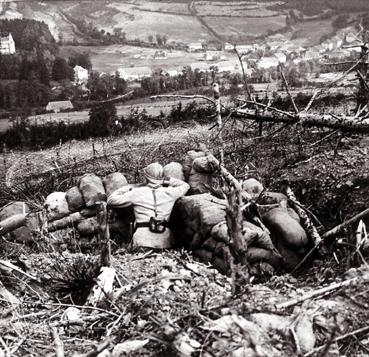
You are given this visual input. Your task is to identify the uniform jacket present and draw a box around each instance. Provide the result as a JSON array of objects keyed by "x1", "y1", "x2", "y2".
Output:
[{"x1": 107, "y1": 178, "x2": 190, "y2": 248}]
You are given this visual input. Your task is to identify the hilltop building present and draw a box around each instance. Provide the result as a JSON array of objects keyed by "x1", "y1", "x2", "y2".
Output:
[
  {"x1": 0, "y1": 33, "x2": 15, "y2": 55},
  {"x1": 73, "y1": 65, "x2": 89, "y2": 84},
  {"x1": 46, "y1": 100, "x2": 74, "y2": 113}
]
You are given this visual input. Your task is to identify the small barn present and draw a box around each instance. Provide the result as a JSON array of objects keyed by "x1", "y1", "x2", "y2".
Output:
[{"x1": 46, "y1": 100, "x2": 74, "y2": 113}]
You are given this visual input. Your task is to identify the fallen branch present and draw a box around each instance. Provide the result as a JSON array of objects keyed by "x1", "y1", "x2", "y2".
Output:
[
  {"x1": 275, "y1": 276, "x2": 359, "y2": 310},
  {"x1": 150, "y1": 94, "x2": 215, "y2": 105},
  {"x1": 322, "y1": 207, "x2": 369, "y2": 240},
  {"x1": 234, "y1": 108, "x2": 369, "y2": 133},
  {"x1": 236, "y1": 99, "x2": 297, "y2": 119}
]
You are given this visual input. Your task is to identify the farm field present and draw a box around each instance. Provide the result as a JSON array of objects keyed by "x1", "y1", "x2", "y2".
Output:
[
  {"x1": 60, "y1": 44, "x2": 237, "y2": 74},
  {"x1": 0, "y1": 0, "x2": 289, "y2": 44},
  {"x1": 195, "y1": 0, "x2": 283, "y2": 17},
  {"x1": 203, "y1": 15, "x2": 286, "y2": 38}
]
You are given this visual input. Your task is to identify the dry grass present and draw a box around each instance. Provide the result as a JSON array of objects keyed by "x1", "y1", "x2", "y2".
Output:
[{"x1": 4, "y1": 123, "x2": 212, "y2": 190}]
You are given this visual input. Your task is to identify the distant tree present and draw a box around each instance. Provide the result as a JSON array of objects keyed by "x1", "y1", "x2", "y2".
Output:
[
  {"x1": 88, "y1": 102, "x2": 117, "y2": 136},
  {"x1": 0, "y1": 83, "x2": 4, "y2": 108},
  {"x1": 162, "y1": 35, "x2": 168, "y2": 45},
  {"x1": 113, "y1": 27, "x2": 122, "y2": 36},
  {"x1": 68, "y1": 52, "x2": 92, "y2": 71},
  {"x1": 156, "y1": 34, "x2": 163, "y2": 46},
  {"x1": 113, "y1": 71, "x2": 127, "y2": 95},
  {"x1": 52, "y1": 57, "x2": 73, "y2": 82},
  {"x1": 38, "y1": 57, "x2": 50, "y2": 86},
  {"x1": 148, "y1": 34, "x2": 154, "y2": 43}
]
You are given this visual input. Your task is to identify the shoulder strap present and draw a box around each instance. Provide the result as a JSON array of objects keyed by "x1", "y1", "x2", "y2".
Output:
[{"x1": 151, "y1": 188, "x2": 158, "y2": 218}]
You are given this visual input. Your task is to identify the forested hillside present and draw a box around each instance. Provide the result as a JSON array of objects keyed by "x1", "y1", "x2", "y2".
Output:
[
  {"x1": 0, "y1": 18, "x2": 57, "y2": 54},
  {"x1": 286, "y1": 0, "x2": 369, "y2": 15}
]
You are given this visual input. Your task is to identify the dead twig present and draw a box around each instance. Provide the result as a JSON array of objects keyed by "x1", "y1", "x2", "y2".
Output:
[
  {"x1": 304, "y1": 325, "x2": 369, "y2": 357},
  {"x1": 276, "y1": 276, "x2": 360, "y2": 310},
  {"x1": 233, "y1": 45, "x2": 252, "y2": 100},
  {"x1": 322, "y1": 208, "x2": 369, "y2": 240},
  {"x1": 279, "y1": 65, "x2": 299, "y2": 114}
]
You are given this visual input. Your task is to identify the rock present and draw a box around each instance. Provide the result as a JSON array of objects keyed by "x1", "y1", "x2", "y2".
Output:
[
  {"x1": 44, "y1": 192, "x2": 70, "y2": 222},
  {"x1": 65, "y1": 186, "x2": 85, "y2": 212},
  {"x1": 242, "y1": 178, "x2": 264, "y2": 200},
  {"x1": 79, "y1": 173, "x2": 106, "y2": 207},
  {"x1": 103, "y1": 172, "x2": 128, "y2": 197},
  {"x1": 163, "y1": 162, "x2": 185, "y2": 181}
]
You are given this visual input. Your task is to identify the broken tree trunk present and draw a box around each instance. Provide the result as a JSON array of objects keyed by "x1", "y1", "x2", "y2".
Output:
[
  {"x1": 96, "y1": 202, "x2": 111, "y2": 267},
  {"x1": 234, "y1": 107, "x2": 369, "y2": 133},
  {"x1": 86, "y1": 202, "x2": 115, "y2": 306}
]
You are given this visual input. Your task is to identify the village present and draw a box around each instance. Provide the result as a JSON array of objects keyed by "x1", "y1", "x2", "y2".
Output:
[{"x1": 0, "y1": 25, "x2": 362, "y2": 118}]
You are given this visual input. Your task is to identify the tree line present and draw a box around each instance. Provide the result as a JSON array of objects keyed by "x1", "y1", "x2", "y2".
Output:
[{"x1": 0, "y1": 100, "x2": 213, "y2": 151}]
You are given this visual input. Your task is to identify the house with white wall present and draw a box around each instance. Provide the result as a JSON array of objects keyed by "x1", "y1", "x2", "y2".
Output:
[
  {"x1": 73, "y1": 65, "x2": 89, "y2": 84},
  {"x1": 0, "y1": 33, "x2": 15, "y2": 55}
]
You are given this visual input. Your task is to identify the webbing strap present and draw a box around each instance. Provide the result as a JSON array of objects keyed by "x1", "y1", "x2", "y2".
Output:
[{"x1": 151, "y1": 188, "x2": 158, "y2": 218}]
